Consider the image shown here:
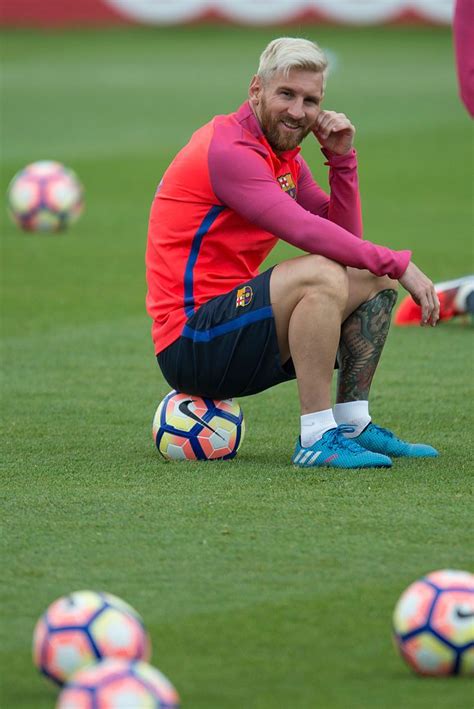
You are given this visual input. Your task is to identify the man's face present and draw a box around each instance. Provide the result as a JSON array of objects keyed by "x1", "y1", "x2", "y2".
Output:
[{"x1": 249, "y1": 69, "x2": 324, "y2": 153}]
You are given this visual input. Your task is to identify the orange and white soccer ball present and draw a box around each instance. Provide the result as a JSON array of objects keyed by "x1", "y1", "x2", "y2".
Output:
[
  {"x1": 7, "y1": 160, "x2": 83, "y2": 232},
  {"x1": 153, "y1": 390, "x2": 245, "y2": 460},
  {"x1": 393, "y1": 569, "x2": 474, "y2": 675},
  {"x1": 57, "y1": 659, "x2": 180, "y2": 709},
  {"x1": 33, "y1": 591, "x2": 151, "y2": 686}
]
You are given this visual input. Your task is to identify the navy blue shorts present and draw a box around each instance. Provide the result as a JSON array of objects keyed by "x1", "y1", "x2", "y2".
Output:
[{"x1": 157, "y1": 267, "x2": 296, "y2": 399}]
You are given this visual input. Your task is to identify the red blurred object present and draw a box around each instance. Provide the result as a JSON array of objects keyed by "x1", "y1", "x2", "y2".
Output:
[
  {"x1": 0, "y1": 0, "x2": 452, "y2": 28},
  {"x1": 0, "y1": 0, "x2": 127, "y2": 27},
  {"x1": 395, "y1": 276, "x2": 474, "y2": 325}
]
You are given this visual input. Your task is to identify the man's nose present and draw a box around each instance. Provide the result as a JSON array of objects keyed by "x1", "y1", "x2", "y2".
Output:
[{"x1": 287, "y1": 99, "x2": 305, "y2": 120}]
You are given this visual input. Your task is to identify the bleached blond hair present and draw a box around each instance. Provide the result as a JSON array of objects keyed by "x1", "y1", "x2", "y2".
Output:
[{"x1": 257, "y1": 37, "x2": 328, "y2": 87}]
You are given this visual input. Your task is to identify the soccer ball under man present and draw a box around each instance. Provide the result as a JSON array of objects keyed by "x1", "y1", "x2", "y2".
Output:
[
  {"x1": 33, "y1": 590, "x2": 151, "y2": 686},
  {"x1": 7, "y1": 160, "x2": 83, "y2": 232},
  {"x1": 153, "y1": 390, "x2": 245, "y2": 460},
  {"x1": 57, "y1": 659, "x2": 180, "y2": 709},
  {"x1": 393, "y1": 569, "x2": 474, "y2": 675}
]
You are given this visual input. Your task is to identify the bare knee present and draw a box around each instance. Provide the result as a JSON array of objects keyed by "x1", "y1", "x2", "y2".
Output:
[
  {"x1": 301, "y1": 254, "x2": 347, "y2": 288},
  {"x1": 275, "y1": 254, "x2": 349, "y2": 307},
  {"x1": 270, "y1": 255, "x2": 349, "y2": 364}
]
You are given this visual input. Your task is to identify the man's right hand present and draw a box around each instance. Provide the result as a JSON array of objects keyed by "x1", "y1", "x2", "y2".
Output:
[{"x1": 399, "y1": 262, "x2": 440, "y2": 326}]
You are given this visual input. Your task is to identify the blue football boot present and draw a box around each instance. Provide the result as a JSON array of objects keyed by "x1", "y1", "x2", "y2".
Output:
[
  {"x1": 292, "y1": 425, "x2": 392, "y2": 469},
  {"x1": 353, "y1": 422, "x2": 439, "y2": 458}
]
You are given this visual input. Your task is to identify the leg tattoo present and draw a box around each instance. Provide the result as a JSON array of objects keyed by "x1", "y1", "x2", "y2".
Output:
[{"x1": 337, "y1": 289, "x2": 397, "y2": 402}]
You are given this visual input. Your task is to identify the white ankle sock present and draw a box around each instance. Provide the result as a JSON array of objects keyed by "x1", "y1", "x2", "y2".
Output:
[
  {"x1": 301, "y1": 408, "x2": 337, "y2": 447},
  {"x1": 333, "y1": 401, "x2": 371, "y2": 437}
]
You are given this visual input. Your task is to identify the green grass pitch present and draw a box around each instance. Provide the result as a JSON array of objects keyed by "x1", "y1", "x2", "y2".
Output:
[{"x1": 1, "y1": 24, "x2": 473, "y2": 708}]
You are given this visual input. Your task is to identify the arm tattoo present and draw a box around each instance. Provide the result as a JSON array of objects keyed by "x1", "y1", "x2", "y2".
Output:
[{"x1": 337, "y1": 288, "x2": 397, "y2": 402}]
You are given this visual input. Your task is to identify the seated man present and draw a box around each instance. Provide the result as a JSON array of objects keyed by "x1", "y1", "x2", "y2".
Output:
[{"x1": 146, "y1": 37, "x2": 439, "y2": 469}]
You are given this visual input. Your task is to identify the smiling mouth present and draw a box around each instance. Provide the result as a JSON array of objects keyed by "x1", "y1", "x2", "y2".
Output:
[{"x1": 281, "y1": 120, "x2": 302, "y2": 131}]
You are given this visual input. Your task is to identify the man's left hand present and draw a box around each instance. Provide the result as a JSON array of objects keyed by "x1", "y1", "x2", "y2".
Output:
[{"x1": 313, "y1": 111, "x2": 355, "y2": 155}]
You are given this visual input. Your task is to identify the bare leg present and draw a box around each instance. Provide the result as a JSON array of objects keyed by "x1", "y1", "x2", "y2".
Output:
[
  {"x1": 273, "y1": 260, "x2": 396, "y2": 468},
  {"x1": 270, "y1": 254, "x2": 348, "y2": 414},
  {"x1": 333, "y1": 270, "x2": 438, "y2": 457},
  {"x1": 337, "y1": 269, "x2": 398, "y2": 403}
]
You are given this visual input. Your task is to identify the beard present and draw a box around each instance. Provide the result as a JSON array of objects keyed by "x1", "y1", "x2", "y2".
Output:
[{"x1": 258, "y1": 96, "x2": 312, "y2": 152}]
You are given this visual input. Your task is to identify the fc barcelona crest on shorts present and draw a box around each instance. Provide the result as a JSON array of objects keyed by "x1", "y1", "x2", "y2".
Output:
[
  {"x1": 277, "y1": 172, "x2": 296, "y2": 199},
  {"x1": 236, "y1": 285, "x2": 253, "y2": 308}
]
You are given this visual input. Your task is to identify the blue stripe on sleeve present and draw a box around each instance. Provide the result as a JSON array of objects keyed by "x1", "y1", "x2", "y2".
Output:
[
  {"x1": 183, "y1": 205, "x2": 225, "y2": 317},
  {"x1": 182, "y1": 305, "x2": 273, "y2": 342}
]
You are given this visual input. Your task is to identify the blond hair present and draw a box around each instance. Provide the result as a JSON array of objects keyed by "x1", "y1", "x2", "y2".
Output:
[{"x1": 257, "y1": 37, "x2": 328, "y2": 86}]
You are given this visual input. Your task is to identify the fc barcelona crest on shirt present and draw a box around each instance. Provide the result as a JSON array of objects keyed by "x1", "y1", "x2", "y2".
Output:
[
  {"x1": 277, "y1": 172, "x2": 296, "y2": 199},
  {"x1": 236, "y1": 285, "x2": 253, "y2": 308}
]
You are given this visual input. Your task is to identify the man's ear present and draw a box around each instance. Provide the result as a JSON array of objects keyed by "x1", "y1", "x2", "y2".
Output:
[{"x1": 248, "y1": 75, "x2": 262, "y2": 106}]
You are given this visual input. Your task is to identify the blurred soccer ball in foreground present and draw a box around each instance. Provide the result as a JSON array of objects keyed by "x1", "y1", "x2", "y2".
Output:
[
  {"x1": 7, "y1": 160, "x2": 83, "y2": 232},
  {"x1": 393, "y1": 569, "x2": 474, "y2": 676},
  {"x1": 33, "y1": 590, "x2": 151, "y2": 686},
  {"x1": 153, "y1": 390, "x2": 245, "y2": 460},
  {"x1": 57, "y1": 659, "x2": 180, "y2": 709}
]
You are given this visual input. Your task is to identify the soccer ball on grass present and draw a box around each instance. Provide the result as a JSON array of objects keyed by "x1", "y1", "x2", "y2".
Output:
[
  {"x1": 153, "y1": 390, "x2": 245, "y2": 461},
  {"x1": 57, "y1": 659, "x2": 180, "y2": 709},
  {"x1": 33, "y1": 590, "x2": 151, "y2": 686},
  {"x1": 7, "y1": 160, "x2": 83, "y2": 232},
  {"x1": 393, "y1": 569, "x2": 474, "y2": 675}
]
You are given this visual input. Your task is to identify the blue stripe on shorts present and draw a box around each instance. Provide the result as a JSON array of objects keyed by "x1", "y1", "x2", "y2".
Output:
[{"x1": 181, "y1": 305, "x2": 274, "y2": 342}]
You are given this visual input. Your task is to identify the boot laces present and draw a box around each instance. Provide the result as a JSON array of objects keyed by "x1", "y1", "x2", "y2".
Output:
[{"x1": 325, "y1": 425, "x2": 363, "y2": 453}]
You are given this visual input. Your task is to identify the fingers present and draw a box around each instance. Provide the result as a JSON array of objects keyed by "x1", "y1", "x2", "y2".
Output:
[
  {"x1": 428, "y1": 289, "x2": 440, "y2": 326},
  {"x1": 418, "y1": 282, "x2": 439, "y2": 327},
  {"x1": 419, "y1": 293, "x2": 430, "y2": 326},
  {"x1": 314, "y1": 111, "x2": 354, "y2": 139},
  {"x1": 432, "y1": 292, "x2": 440, "y2": 325},
  {"x1": 399, "y1": 262, "x2": 439, "y2": 327}
]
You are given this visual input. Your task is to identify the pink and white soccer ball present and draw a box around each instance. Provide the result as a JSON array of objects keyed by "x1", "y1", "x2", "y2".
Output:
[
  {"x1": 153, "y1": 390, "x2": 245, "y2": 461},
  {"x1": 57, "y1": 659, "x2": 180, "y2": 709},
  {"x1": 393, "y1": 569, "x2": 474, "y2": 676},
  {"x1": 33, "y1": 590, "x2": 151, "y2": 686},
  {"x1": 7, "y1": 160, "x2": 83, "y2": 232}
]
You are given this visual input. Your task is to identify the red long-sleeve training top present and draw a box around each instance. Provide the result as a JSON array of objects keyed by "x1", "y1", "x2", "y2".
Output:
[{"x1": 146, "y1": 101, "x2": 411, "y2": 354}]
